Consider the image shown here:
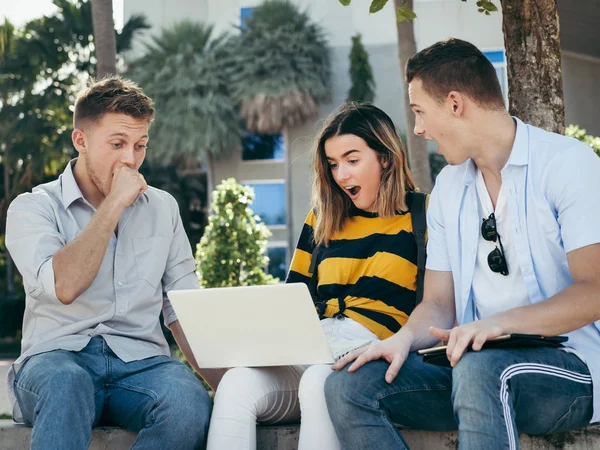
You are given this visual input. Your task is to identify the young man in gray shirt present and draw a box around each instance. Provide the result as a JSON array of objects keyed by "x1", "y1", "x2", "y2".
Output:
[{"x1": 6, "y1": 77, "x2": 220, "y2": 449}]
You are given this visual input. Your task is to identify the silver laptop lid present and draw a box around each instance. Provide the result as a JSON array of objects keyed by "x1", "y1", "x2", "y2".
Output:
[{"x1": 167, "y1": 283, "x2": 334, "y2": 368}]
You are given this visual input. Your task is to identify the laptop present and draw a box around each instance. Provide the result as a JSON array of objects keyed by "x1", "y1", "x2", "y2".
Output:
[{"x1": 167, "y1": 283, "x2": 334, "y2": 368}]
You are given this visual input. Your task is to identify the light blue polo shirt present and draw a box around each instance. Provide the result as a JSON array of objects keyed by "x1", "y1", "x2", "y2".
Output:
[{"x1": 426, "y1": 118, "x2": 600, "y2": 423}]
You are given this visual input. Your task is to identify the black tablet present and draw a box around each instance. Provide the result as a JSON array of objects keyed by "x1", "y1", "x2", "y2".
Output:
[{"x1": 417, "y1": 334, "x2": 569, "y2": 367}]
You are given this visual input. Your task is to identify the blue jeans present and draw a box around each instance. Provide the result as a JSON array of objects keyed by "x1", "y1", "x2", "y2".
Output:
[
  {"x1": 14, "y1": 336, "x2": 211, "y2": 450},
  {"x1": 325, "y1": 348, "x2": 593, "y2": 450}
]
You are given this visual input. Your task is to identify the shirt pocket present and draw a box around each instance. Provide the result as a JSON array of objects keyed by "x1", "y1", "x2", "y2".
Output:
[{"x1": 132, "y1": 236, "x2": 170, "y2": 289}]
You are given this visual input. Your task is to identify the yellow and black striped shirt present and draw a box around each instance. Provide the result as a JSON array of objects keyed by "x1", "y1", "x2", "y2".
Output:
[{"x1": 286, "y1": 207, "x2": 420, "y2": 340}]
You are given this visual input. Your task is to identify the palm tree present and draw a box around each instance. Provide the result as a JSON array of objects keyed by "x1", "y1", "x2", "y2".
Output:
[
  {"x1": 126, "y1": 21, "x2": 245, "y2": 206},
  {"x1": 229, "y1": 1, "x2": 330, "y2": 133},
  {"x1": 91, "y1": 0, "x2": 117, "y2": 77},
  {"x1": 27, "y1": 0, "x2": 150, "y2": 77},
  {"x1": 228, "y1": 0, "x2": 331, "y2": 260}
]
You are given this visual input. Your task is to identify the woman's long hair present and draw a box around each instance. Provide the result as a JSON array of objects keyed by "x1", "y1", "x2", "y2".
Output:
[{"x1": 312, "y1": 102, "x2": 417, "y2": 246}]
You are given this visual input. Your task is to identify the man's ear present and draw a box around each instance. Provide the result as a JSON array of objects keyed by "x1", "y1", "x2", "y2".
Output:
[
  {"x1": 72, "y1": 129, "x2": 87, "y2": 155},
  {"x1": 447, "y1": 91, "x2": 465, "y2": 117}
]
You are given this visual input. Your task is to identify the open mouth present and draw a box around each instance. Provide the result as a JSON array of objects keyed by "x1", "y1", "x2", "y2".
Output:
[{"x1": 345, "y1": 186, "x2": 361, "y2": 197}]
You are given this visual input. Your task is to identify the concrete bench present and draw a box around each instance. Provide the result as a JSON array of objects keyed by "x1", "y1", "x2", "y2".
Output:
[{"x1": 2, "y1": 420, "x2": 600, "y2": 449}]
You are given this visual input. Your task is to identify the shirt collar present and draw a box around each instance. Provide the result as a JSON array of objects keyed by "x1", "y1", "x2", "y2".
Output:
[
  {"x1": 60, "y1": 159, "x2": 84, "y2": 209},
  {"x1": 461, "y1": 116, "x2": 529, "y2": 186},
  {"x1": 503, "y1": 117, "x2": 529, "y2": 168},
  {"x1": 60, "y1": 158, "x2": 149, "y2": 209}
]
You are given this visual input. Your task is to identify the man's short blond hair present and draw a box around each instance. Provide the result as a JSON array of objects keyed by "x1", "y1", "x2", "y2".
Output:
[{"x1": 73, "y1": 76, "x2": 155, "y2": 129}]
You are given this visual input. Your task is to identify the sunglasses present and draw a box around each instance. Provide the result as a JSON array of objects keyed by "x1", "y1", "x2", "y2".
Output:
[{"x1": 481, "y1": 213, "x2": 509, "y2": 276}]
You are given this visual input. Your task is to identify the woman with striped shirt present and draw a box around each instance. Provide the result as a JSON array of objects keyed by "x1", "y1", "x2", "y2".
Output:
[{"x1": 207, "y1": 103, "x2": 424, "y2": 450}]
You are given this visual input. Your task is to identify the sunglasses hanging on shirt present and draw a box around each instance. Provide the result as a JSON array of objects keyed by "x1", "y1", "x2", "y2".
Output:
[{"x1": 481, "y1": 212, "x2": 509, "y2": 276}]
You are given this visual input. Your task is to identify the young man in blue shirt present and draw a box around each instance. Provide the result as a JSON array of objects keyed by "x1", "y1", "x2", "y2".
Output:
[{"x1": 326, "y1": 38, "x2": 600, "y2": 450}]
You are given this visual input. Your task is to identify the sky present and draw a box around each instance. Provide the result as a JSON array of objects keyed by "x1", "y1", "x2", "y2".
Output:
[{"x1": 0, "y1": 0, "x2": 124, "y2": 30}]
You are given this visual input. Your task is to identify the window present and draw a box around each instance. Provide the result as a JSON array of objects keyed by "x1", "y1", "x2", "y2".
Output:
[
  {"x1": 266, "y1": 243, "x2": 288, "y2": 281},
  {"x1": 241, "y1": 7, "x2": 254, "y2": 28},
  {"x1": 241, "y1": 131, "x2": 284, "y2": 161},
  {"x1": 483, "y1": 50, "x2": 509, "y2": 106},
  {"x1": 244, "y1": 181, "x2": 286, "y2": 226}
]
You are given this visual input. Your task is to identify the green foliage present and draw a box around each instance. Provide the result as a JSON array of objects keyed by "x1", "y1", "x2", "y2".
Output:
[
  {"x1": 476, "y1": 0, "x2": 499, "y2": 15},
  {"x1": 0, "y1": 17, "x2": 74, "y2": 198},
  {"x1": 127, "y1": 21, "x2": 244, "y2": 165},
  {"x1": 339, "y1": 0, "x2": 500, "y2": 22},
  {"x1": 370, "y1": 0, "x2": 389, "y2": 14},
  {"x1": 347, "y1": 33, "x2": 376, "y2": 103},
  {"x1": 196, "y1": 178, "x2": 277, "y2": 288},
  {"x1": 396, "y1": 6, "x2": 417, "y2": 23},
  {"x1": 230, "y1": 0, "x2": 330, "y2": 101},
  {"x1": 228, "y1": 0, "x2": 331, "y2": 133},
  {"x1": 565, "y1": 125, "x2": 600, "y2": 156}
]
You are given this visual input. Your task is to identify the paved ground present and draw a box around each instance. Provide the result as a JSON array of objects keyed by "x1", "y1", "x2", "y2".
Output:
[{"x1": 0, "y1": 360, "x2": 14, "y2": 417}]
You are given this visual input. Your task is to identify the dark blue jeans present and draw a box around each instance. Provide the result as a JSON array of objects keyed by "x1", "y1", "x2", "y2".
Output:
[
  {"x1": 325, "y1": 348, "x2": 593, "y2": 450},
  {"x1": 14, "y1": 336, "x2": 211, "y2": 450}
]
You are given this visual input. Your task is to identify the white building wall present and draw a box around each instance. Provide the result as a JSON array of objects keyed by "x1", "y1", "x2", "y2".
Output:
[
  {"x1": 562, "y1": 52, "x2": 600, "y2": 136},
  {"x1": 414, "y1": 0, "x2": 503, "y2": 49}
]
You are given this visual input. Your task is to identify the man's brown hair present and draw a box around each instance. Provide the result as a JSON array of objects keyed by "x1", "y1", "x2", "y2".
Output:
[
  {"x1": 73, "y1": 76, "x2": 155, "y2": 128},
  {"x1": 406, "y1": 38, "x2": 505, "y2": 110}
]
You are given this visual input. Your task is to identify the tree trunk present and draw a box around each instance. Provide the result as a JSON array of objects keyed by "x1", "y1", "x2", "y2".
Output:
[
  {"x1": 283, "y1": 128, "x2": 294, "y2": 266},
  {"x1": 500, "y1": 0, "x2": 564, "y2": 134},
  {"x1": 205, "y1": 151, "x2": 215, "y2": 212},
  {"x1": 91, "y1": 0, "x2": 117, "y2": 78},
  {"x1": 393, "y1": 0, "x2": 432, "y2": 192}
]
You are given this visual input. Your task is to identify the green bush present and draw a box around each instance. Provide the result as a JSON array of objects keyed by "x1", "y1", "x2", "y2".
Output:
[
  {"x1": 195, "y1": 178, "x2": 278, "y2": 287},
  {"x1": 565, "y1": 124, "x2": 600, "y2": 156}
]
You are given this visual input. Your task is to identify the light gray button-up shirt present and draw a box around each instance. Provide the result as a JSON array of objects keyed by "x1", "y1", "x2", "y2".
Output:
[{"x1": 5, "y1": 159, "x2": 200, "y2": 419}]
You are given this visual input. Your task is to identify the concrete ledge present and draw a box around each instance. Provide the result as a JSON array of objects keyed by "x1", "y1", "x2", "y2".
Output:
[
  {"x1": 0, "y1": 421, "x2": 136, "y2": 450},
  {"x1": 256, "y1": 425, "x2": 600, "y2": 450},
  {"x1": 2, "y1": 420, "x2": 600, "y2": 449}
]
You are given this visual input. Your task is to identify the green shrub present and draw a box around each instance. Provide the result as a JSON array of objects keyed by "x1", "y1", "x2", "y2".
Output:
[
  {"x1": 195, "y1": 178, "x2": 278, "y2": 287},
  {"x1": 565, "y1": 124, "x2": 600, "y2": 156}
]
